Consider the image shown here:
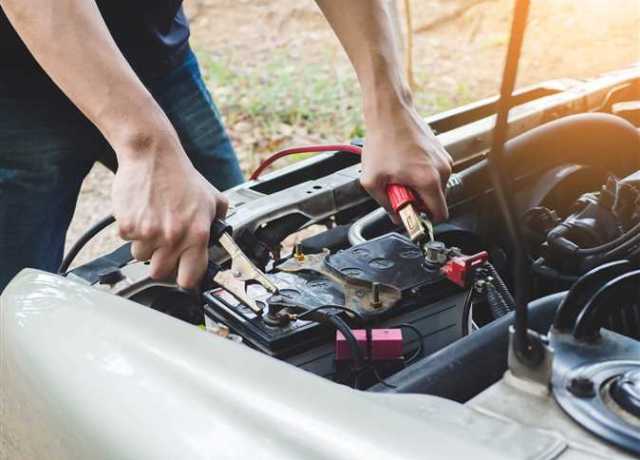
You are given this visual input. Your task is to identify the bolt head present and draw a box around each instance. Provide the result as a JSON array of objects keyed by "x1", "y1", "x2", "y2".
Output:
[
  {"x1": 568, "y1": 376, "x2": 595, "y2": 398},
  {"x1": 98, "y1": 269, "x2": 124, "y2": 285}
]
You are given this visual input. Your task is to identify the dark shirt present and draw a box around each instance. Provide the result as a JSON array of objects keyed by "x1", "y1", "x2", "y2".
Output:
[{"x1": 0, "y1": 0, "x2": 190, "y2": 80}]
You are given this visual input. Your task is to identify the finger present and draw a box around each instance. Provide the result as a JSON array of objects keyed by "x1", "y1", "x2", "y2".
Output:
[
  {"x1": 439, "y1": 157, "x2": 453, "y2": 190},
  {"x1": 149, "y1": 246, "x2": 181, "y2": 281},
  {"x1": 373, "y1": 187, "x2": 401, "y2": 225},
  {"x1": 360, "y1": 175, "x2": 400, "y2": 225},
  {"x1": 214, "y1": 194, "x2": 229, "y2": 219},
  {"x1": 416, "y1": 177, "x2": 449, "y2": 223},
  {"x1": 176, "y1": 244, "x2": 208, "y2": 289},
  {"x1": 445, "y1": 150, "x2": 454, "y2": 166},
  {"x1": 117, "y1": 218, "x2": 136, "y2": 241},
  {"x1": 131, "y1": 240, "x2": 157, "y2": 262}
]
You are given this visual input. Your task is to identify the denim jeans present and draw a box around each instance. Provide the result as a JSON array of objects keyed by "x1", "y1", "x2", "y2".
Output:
[{"x1": 0, "y1": 48, "x2": 244, "y2": 291}]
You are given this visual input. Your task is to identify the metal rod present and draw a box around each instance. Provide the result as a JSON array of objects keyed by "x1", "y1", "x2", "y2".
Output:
[{"x1": 486, "y1": 0, "x2": 533, "y2": 361}]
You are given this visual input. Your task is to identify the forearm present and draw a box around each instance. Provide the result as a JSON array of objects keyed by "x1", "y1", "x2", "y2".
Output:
[
  {"x1": 0, "y1": 0, "x2": 174, "y2": 157},
  {"x1": 316, "y1": 0, "x2": 452, "y2": 222},
  {"x1": 315, "y1": 0, "x2": 413, "y2": 120}
]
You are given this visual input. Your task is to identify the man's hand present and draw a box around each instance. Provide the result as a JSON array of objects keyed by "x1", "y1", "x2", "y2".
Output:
[
  {"x1": 0, "y1": 0, "x2": 224, "y2": 288},
  {"x1": 112, "y1": 131, "x2": 228, "y2": 289},
  {"x1": 361, "y1": 100, "x2": 452, "y2": 223},
  {"x1": 316, "y1": 0, "x2": 452, "y2": 223}
]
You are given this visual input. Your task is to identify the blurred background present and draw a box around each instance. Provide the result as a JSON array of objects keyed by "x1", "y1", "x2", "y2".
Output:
[{"x1": 67, "y1": 0, "x2": 640, "y2": 264}]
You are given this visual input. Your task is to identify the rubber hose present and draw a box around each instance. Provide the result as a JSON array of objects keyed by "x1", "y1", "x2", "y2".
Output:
[{"x1": 486, "y1": 282, "x2": 512, "y2": 319}]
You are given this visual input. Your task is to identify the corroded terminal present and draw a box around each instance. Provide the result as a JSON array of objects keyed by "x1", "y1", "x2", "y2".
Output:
[{"x1": 424, "y1": 240, "x2": 448, "y2": 265}]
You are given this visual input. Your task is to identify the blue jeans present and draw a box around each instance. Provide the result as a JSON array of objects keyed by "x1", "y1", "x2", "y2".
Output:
[{"x1": 0, "y1": 48, "x2": 244, "y2": 291}]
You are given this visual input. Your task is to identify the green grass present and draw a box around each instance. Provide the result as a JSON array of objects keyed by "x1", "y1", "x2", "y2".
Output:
[
  {"x1": 199, "y1": 50, "x2": 363, "y2": 130},
  {"x1": 196, "y1": 48, "x2": 472, "y2": 172}
]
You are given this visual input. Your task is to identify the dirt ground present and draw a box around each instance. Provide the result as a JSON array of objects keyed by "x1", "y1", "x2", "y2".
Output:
[{"x1": 66, "y1": 0, "x2": 640, "y2": 266}]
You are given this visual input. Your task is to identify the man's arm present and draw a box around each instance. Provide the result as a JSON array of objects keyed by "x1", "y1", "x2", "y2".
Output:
[
  {"x1": 0, "y1": 0, "x2": 225, "y2": 288},
  {"x1": 315, "y1": 0, "x2": 452, "y2": 222}
]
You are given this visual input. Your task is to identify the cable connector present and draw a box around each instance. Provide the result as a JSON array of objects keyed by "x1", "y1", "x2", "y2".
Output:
[
  {"x1": 398, "y1": 204, "x2": 426, "y2": 242},
  {"x1": 387, "y1": 184, "x2": 427, "y2": 242},
  {"x1": 335, "y1": 329, "x2": 404, "y2": 362},
  {"x1": 441, "y1": 251, "x2": 489, "y2": 288}
]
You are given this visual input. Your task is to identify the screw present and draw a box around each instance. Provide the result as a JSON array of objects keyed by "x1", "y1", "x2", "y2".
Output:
[
  {"x1": 474, "y1": 279, "x2": 487, "y2": 293},
  {"x1": 371, "y1": 282, "x2": 382, "y2": 308},
  {"x1": 568, "y1": 377, "x2": 595, "y2": 398}
]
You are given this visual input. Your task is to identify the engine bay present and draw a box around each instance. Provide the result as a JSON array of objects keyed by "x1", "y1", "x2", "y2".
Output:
[
  {"x1": 59, "y1": 65, "x2": 640, "y2": 455},
  {"x1": 67, "y1": 78, "x2": 640, "y2": 383}
]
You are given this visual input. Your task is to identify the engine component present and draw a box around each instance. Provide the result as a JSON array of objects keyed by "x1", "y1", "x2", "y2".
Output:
[
  {"x1": 492, "y1": 261, "x2": 640, "y2": 455},
  {"x1": 610, "y1": 369, "x2": 640, "y2": 418},
  {"x1": 528, "y1": 175, "x2": 640, "y2": 276},
  {"x1": 550, "y1": 321, "x2": 640, "y2": 455}
]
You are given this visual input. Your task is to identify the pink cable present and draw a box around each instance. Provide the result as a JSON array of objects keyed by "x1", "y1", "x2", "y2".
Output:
[{"x1": 250, "y1": 144, "x2": 362, "y2": 180}]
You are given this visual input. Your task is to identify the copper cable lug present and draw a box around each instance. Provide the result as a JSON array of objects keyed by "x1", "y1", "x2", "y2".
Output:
[
  {"x1": 397, "y1": 203, "x2": 426, "y2": 243},
  {"x1": 217, "y1": 232, "x2": 279, "y2": 294},
  {"x1": 422, "y1": 216, "x2": 435, "y2": 242}
]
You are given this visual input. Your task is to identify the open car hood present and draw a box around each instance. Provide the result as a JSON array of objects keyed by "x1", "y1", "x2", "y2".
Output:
[{"x1": 1, "y1": 269, "x2": 568, "y2": 460}]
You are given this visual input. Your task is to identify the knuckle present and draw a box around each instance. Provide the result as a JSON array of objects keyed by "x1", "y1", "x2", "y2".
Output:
[
  {"x1": 118, "y1": 219, "x2": 135, "y2": 239},
  {"x1": 359, "y1": 175, "x2": 376, "y2": 191},
  {"x1": 439, "y1": 161, "x2": 452, "y2": 179},
  {"x1": 217, "y1": 194, "x2": 229, "y2": 210},
  {"x1": 422, "y1": 171, "x2": 442, "y2": 191},
  {"x1": 177, "y1": 269, "x2": 201, "y2": 290},
  {"x1": 150, "y1": 265, "x2": 170, "y2": 281},
  {"x1": 163, "y1": 225, "x2": 183, "y2": 246},
  {"x1": 178, "y1": 277, "x2": 197, "y2": 290},
  {"x1": 131, "y1": 246, "x2": 147, "y2": 261},
  {"x1": 130, "y1": 246, "x2": 141, "y2": 261},
  {"x1": 139, "y1": 221, "x2": 159, "y2": 240},
  {"x1": 191, "y1": 225, "x2": 210, "y2": 246}
]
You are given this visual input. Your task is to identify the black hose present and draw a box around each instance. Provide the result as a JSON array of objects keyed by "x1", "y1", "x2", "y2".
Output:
[
  {"x1": 531, "y1": 258, "x2": 579, "y2": 282},
  {"x1": 371, "y1": 292, "x2": 566, "y2": 400},
  {"x1": 548, "y1": 221, "x2": 640, "y2": 258},
  {"x1": 574, "y1": 230, "x2": 640, "y2": 271},
  {"x1": 601, "y1": 229, "x2": 640, "y2": 259},
  {"x1": 575, "y1": 221, "x2": 640, "y2": 255},
  {"x1": 58, "y1": 215, "x2": 116, "y2": 274},
  {"x1": 628, "y1": 246, "x2": 640, "y2": 261}
]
